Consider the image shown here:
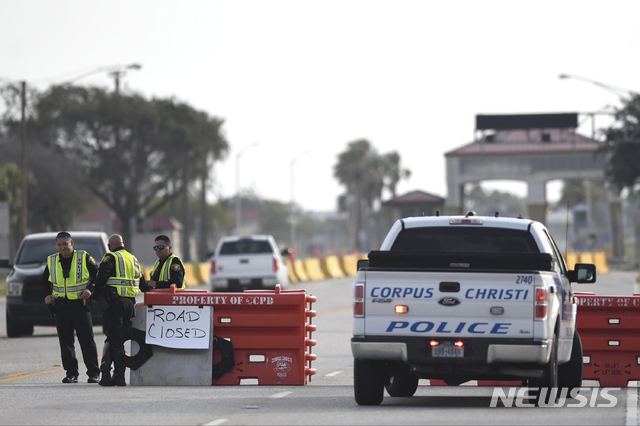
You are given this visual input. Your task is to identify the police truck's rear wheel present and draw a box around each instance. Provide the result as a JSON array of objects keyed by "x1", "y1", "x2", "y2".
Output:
[
  {"x1": 354, "y1": 359, "x2": 385, "y2": 406},
  {"x1": 386, "y1": 373, "x2": 419, "y2": 397},
  {"x1": 558, "y1": 331, "x2": 583, "y2": 392}
]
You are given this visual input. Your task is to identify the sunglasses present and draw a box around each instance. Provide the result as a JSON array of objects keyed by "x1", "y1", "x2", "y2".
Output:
[{"x1": 153, "y1": 245, "x2": 166, "y2": 251}]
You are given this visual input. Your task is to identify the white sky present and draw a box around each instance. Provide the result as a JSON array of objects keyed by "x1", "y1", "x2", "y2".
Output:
[{"x1": 2, "y1": 0, "x2": 639, "y2": 211}]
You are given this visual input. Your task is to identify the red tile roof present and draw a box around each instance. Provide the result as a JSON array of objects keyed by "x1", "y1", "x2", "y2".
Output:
[
  {"x1": 384, "y1": 190, "x2": 445, "y2": 206},
  {"x1": 446, "y1": 129, "x2": 602, "y2": 156}
]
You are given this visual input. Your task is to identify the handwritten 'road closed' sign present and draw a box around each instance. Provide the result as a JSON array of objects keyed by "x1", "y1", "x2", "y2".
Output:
[{"x1": 145, "y1": 305, "x2": 212, "y2": 349}]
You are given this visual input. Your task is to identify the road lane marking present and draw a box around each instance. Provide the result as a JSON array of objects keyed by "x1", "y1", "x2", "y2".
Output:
[
  {"x1": 626, "y1": 387, "x2": 638, "y2": 426},
  {"x1": 0, "y1": 367, "x2": 63, "y2": 383},
  {"x1": 269, "y1": 391, "x2": 292, "y2": 398},
  {"x1": 325, "y1": 371, "x2": 342, "y2": 377},
  {"x1": 318, "y1": 306, "x2": 351, "y2": 316},
  {"x1": 5, "y1": 372, "x2": 29, "y2": 378},
  {"x1": 203, "y1": 419, "x2": 228, "y2": 425}
]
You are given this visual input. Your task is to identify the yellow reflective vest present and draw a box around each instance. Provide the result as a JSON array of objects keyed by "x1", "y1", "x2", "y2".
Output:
[
  {"x1": 151, "y1": 254, "x2": 186, "y2": 289},
  {"x1": 48, "y1": 250, "x2": 91, "y2": 300},
  {"x1": 103, "y1": 249, "x2": 142, "y2": 298}
]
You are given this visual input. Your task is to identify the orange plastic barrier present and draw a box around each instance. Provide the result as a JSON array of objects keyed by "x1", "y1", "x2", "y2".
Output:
[
  {"x1": 303, "y1": 258, "x2": 326, "y2": 281},
  {"x1": 183, "y1": 264, "x2": 199, "y2": 287},
  {"x1": 194, "y1": 262, "x2": 210, "y2": 285},
  {"x1": 575, "y1": 292, "x2": 640, "y2": 387},
  {"x1": 341, "y1": 254, "x2": 358, "y2": 277},
  {"x1": 322, "y1": 256, "x2": 345, "y2": 279},
  {"x1": 292, "y1": 259, "x2": 309, "y2": 282},
  {"x1": 142, "y1": 285, "x2": 317, "y2": 385},
  {"x1": 286, "y1": 260, "x2": 299, "y2": 283}
]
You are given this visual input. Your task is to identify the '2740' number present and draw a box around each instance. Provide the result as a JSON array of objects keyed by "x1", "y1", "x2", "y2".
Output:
[{"x1": 515, "y1": 275, "x2": 533, "y2": 284}]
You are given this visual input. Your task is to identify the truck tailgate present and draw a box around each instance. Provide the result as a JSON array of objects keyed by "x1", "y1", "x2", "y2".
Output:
[
  {"x1": 217, "y1": 254, "x2": 273, "y2": 278},
  {"x1": 363, "y1": 270, "x2": 535, "y2": 339}
]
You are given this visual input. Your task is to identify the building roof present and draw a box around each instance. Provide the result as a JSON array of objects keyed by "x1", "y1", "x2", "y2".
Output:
[
  {"x1": 383, "y1": 190, "x2": 446, "y2": 206},
  {"x1": 446, "y1": 129, "x2": 602, "y2": 156}
]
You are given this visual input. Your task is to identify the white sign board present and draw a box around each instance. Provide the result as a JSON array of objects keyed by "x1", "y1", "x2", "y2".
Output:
[{"x1": 145, "y1": 305, "x2": 212, "y2": 349}]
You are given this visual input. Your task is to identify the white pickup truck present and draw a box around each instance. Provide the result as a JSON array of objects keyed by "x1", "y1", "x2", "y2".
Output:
[
  {"x1": 351, "y1": 213, "x2": 596, "y2": 405},
  {"x1": 209, "y1": 235, "x2": 290, "y2": 292}
]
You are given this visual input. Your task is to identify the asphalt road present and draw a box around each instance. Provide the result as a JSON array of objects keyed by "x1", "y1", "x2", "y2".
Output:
[{"x1": 1, "y1": 269, "x2": 639, "y2": 425}]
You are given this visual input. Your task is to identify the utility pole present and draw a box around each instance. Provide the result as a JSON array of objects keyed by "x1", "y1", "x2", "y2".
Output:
[{"x1": 20, "y1": 81, "x2": 27, "y2": 241}]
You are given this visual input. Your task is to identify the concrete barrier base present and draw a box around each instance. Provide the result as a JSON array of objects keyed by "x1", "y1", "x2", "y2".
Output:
[{"x1": 130, "y1": 305, "x2": 214, "y2": 386}]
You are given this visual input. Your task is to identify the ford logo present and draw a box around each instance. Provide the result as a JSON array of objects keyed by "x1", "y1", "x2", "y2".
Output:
[{"x1": 438, "y1": 297, "x2": 461, "y2": 306}]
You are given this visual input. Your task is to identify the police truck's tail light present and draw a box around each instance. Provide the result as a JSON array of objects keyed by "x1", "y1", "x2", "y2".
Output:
[
  {"x1": 535, "y1": 287, "x2": 547, "y2": 320},
  {"x1": 354, "y1": 283, "x2": 364, "y2": 317},
  {"x1": 430, "y1": 340, "x2": 439, "y2": 347},
  {"x1": 454, "y1": 340, "x2": 464, "y2": 348},
  {"x1": 273, "y1": 257, "x2": 278, "y2": 273},
  {"x1": 210, "y1": 260, "x2": 216, "y2": 274},
  {"x1": 395, "y1": 305, "x2": 409, "y2": 314}
]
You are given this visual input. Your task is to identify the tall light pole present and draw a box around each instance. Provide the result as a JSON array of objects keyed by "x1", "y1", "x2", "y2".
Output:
[
  {"x1": 559, "y1": 74, "x2": 635, "y2": 101},
  {"x1": 20, "y1": 82, "x2": 27, "y2": 242},
  {"x1": 559, "y1": 73, "x2": 639, "y2": 260},
  {"x1": 290, "y1": 151, "x2": 309, "y2": 250},
  {"x1": 235, "y1": 143, "x2": 259, "y2": 235}
]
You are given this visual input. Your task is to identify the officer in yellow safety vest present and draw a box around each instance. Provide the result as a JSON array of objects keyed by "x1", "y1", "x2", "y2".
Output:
[
  {"x1": 93, "y1": 234, "x2": 142, "y2": 386},
  {"x1": 43, "y1": 231, "x2": 101, "y2": 384},
  {"x1": 147, "y1": 234, "x2": 186, "y2": 290}
]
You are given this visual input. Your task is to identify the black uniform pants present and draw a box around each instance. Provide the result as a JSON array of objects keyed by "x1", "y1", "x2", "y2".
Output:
[
  {"x1": 102, "y1": 295, "x2": 135, "y2": 378},
  {"x1": 54, "y1": 302, "x2": 100, "y2": 378}
]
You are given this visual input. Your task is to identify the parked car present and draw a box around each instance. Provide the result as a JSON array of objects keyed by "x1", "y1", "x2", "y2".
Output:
[
  {"x1": 209, "y1": 235, "x2": 290, "y2": 292},
  {"x1": 0, "y1": 231, "x2": 109, "y2": 337}
]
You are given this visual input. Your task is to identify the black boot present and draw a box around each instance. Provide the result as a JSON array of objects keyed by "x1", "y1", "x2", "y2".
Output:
[
  {"x1": 112, "y1": 348, "x2": 127, "y2": 386},
  {"x1": 98, "y1": 365, "x2": 113, "y2": 386},
  {"x1": 99, "y1": 341, "x2": 114, "y2": 386},
  {"x1": 111, "y1": 374, "x2": 126, "y2": 386}
]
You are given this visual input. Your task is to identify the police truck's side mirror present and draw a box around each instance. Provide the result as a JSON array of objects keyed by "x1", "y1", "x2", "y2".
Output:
[{"x1": 568, "y1": 263, "x2": 596, "y2": 283}]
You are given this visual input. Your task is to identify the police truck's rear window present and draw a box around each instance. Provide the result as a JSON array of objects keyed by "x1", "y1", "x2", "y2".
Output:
[
  {"x1": 219, "y1": 240, "x2": 273, "y2": 255},
  {"x1": 390, "y1": 227, "x2": 539, "y2": 254}
]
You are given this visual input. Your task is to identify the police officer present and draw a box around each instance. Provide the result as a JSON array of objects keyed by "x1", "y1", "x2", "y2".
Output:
[
  {"x1": 93, "y1": 234, "x2": 142, "y2": 386},
  {"x1": 43, "y1": 231, "x2": 101, "y2": 384},
  {"x1": 147, "y1": 235, "x2": 185, "y2": 290}
]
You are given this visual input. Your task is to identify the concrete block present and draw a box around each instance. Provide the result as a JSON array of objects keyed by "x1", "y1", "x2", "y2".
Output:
[{"x1": 130, "y1": 305, "x2": 214, "y2": 386}]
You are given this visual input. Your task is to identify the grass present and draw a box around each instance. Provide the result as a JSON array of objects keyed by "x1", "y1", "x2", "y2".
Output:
[{"x1": 0, "y1": 276, "x2": 5, "y2": 297}]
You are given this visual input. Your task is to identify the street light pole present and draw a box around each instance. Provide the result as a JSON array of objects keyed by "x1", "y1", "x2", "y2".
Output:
[
  {"x1": 558, "y1": 73, "x2": 639, "y2": 261},
  {"x1": 559, "y1": 73, "x2": 635, "y2": 101},
  {"x1": 235, "y1": 143, "x2": 259, "y2": 235},
  {"x1": 290, "y1": 151, "x2": 309, "y2": 250},
  {"x1": 20, "y1": 81, "x2": 27, "y2": 242}
]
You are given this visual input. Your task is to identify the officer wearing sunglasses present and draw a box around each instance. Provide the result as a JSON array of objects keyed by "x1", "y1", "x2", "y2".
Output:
[{"x1": 147, "y1": 235, "x2": 186, "y2": 290}]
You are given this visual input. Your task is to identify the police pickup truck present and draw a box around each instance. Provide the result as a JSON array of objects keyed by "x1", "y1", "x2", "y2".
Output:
[{"x1": 351, "y1": 213, "x2": 596, "y2": 405}]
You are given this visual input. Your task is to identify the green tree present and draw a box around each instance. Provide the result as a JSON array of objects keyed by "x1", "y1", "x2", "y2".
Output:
[
  {"x1": 334, "y1": 139, "x2": 410, "y2": 250},
  {"x1": 604, "y1": 93, "x2": 640, "y2": 191},
  {"x1": 1, "y1": 81, "x2": 88, "y2": 239},
  {"x1": 32, "y1": 85, "x2": 228, "y2": 247}
]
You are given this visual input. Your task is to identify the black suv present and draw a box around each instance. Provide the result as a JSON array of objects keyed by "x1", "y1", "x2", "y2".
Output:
[{"x1": 0, "y1": 231, "x2": 108, "y2": 337}]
